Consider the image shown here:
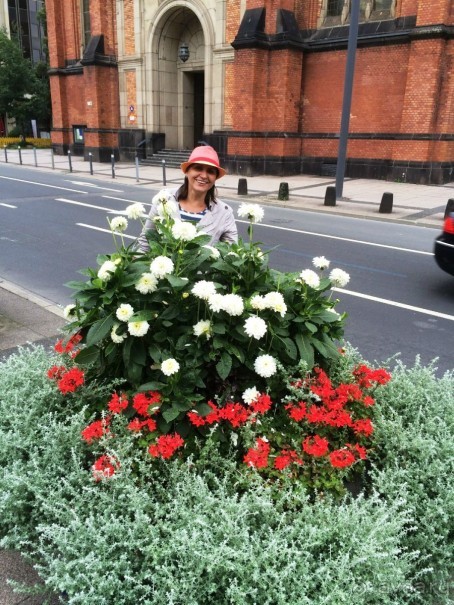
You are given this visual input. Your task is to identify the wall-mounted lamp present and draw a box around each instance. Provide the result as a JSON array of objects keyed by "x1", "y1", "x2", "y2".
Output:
[{"x1": 178, "y1": 42, "x2": 189, "y2": 62}]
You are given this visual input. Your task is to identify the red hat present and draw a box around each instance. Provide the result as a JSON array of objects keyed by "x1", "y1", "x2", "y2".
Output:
[{"x1": 180, "y1": 145, "x2": 227, "y2": 179}]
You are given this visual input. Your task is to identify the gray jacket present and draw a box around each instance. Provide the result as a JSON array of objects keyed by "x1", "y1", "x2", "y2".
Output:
[{"x1": 135, "y1": 188, "x2": 238, "y2": 253}]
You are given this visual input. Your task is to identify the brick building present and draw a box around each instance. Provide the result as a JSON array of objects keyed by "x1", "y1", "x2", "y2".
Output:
[{"x1": 45, "y1": 0, "x2": 453, "y2": 184}]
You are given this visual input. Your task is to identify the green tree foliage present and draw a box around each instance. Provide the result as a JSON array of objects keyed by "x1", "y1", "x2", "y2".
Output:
[{"x1": 0, "y1": 27, "x2": 51, "y2": 132}]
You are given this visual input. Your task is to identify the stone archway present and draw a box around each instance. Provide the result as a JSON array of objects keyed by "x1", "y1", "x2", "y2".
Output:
[{"x1": 150, "y1": 6, "x2": 206, "y2": 149}]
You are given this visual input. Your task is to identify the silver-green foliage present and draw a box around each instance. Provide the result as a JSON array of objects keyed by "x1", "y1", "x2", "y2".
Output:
[{"x1": 0, "y1": 347, "x2": 452, "y2": 604}]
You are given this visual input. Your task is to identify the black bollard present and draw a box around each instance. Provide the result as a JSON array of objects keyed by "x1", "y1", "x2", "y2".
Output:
[
  {"x1": 238, "y1": 178, "x2": 248, "y2": 196},
  {"x1": 278, "y1": 182, "x2": 289, "y2": 201},
  {"x1": 444, "y1": 198, "x2": 454, "y2": 219},
  {"x1": 379, "y1": 192, "x2": 393, "y2": 214},
  {"x1": 324, "y1": 186, "x2": 336, "y2": 207}
]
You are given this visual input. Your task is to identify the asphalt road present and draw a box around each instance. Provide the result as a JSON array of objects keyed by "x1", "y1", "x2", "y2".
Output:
[{"x1": 1, "y1": 163, "x2": 453, "y2": 374}]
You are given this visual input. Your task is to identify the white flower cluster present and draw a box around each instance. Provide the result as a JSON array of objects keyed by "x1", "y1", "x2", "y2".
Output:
[
  {"x1": 297, "y1": 257, "x2": 350, "y2": 289},
  {"x1": 153, "y1": 190, "x2": 179, "y2": 219},
  {"x1": 135, "y1": 273, "x2": 158, "y2": 294},
  {"x1": 109, "y1": 216, "x2": 128, "y2": 233},
  {"x1": 193, "y1": 319, "x2": 212, "y2": 340},
  {"x1": 329, "y1": 268, "x2": 350, "y2": 288},
  {"x1": 254, "y1": 354, "x2": 277, "y2": 378},
  {"x1": 125, "y1": 202, "x2": 147, "y2": 220},
  {"x1": 149, "y1": 255, "x2": 174, "y2": 279},
  {"x1": 161, "y1": 358, "x2": 180, "y2": 376},
  {"x1": 299, "y1": 269, "x2": 320, "y2": 289},
  {"x1": 250, "y1": 291, "x2": 287, "y2": 317},
  {"x1": 97, "y1": 260, "x2": 117, "y2": 281},
  {"x1": 243, "y1": 315, "x2": 267, "y2": 340},
  {"x1": 242, "y1": 386, "x2": 260, "y2": 404},
  {"x1": 238, "y1": 203, "x2": 265, "y2": 223},
  {"x1": 171, "y1": 221, "x2": 198, "y2": 242}
]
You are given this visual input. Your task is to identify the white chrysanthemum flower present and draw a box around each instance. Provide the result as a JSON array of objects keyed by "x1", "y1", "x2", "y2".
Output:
[
  {"x1": 191, "y1": 280, "x2": 217, "y2": 300},
  {"x1": 153, "y1": 191, "x2": 179, "y2": 218},
  {"x1": 111, "y1": 323, "x2": 127, "y2": 344},
  {"x1": 150, "y1": 256, "x2": 174, "y2": 279},
  {"x1": 263, "y1": 291, "x2": 287, "y2": 317},
  {"x1": 172, "y1": 221, "x2": 198, "y2": 242},
  {"x1": 254, "y1": 354, "x2": 278, "y2": 378},
  {"x1": 250, "y1": 294, "x2": 267, "y2": 310},
  {"x1": 110, "y1": 216, "x2": 128, "y2": 233},
  {"x1": 208, "y1": 293, "x2": 225, "y2": 313},
  {"x1": 329, "y1": 268, "x2": 350, "y2": 288},
  {"x1": 116, "y1": 303, "x2": 134, "y2": 322},
  {"x1": 242, "y1": 387, "x2": 260, "y2": 405},
  {"x1": 312, "y1": 256, "x2": 330, "y2": 270},
  {"x1": 63, "y1": 304, "x2": 76, "y2": 319},
  {"x1": 238, "y1": 203, "x2": 265, "y2": 223},
  {"x1": 203, "y1": 245, "x2": 221, "y2": 259},
  {"x1": 244, "y1": 316, "x2": 267, "y2": 339},
  {"x1": 193, "y1": 319, "x2": 212, "y2": 340},
  {"x1": 222, "y1": 293, "x2": 244, "y2": 317},
  {"x1": 128, "y1": 320, "x2": 150, "y2": 337},
  {"x1": 125, "y1": 202, "x2": 146, "y2": 220},
  {"x1": 299, "y1": 269, "x2": 321, "y2": 289},
  {"x1": 97, "y1": 260, "x2": 117, "y2": 281},
  {"x1": 135, "y1": 273, "x2": 158, "y2": 294},
  {"x1": 161, "y1": 358, "x2": 180, "y2": 376}
]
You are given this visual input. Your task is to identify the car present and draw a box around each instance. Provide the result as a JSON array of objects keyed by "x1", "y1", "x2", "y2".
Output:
[{"x1": 434, "y1": 210, "x2": 454, "y2": 276}]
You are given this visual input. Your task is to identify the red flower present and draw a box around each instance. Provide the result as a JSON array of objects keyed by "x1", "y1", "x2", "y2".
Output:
[
  {"x1": 57, "y1": 367, "x2": 85, "y2": 395},
  {"x1": 353, "y1": 418, "x2": 374, "y2": 436},
  {"x1": 353, "y1": 365, "x2": 391, "y2": 388},
  {"x1": 54, "y1": 333, "x2": 82, "y2": 355},
  {"x1": 187, "y1": 401, "x2": 220, "y2": 427},
  {"x1": 92, "y1": 454, "x2": 120, "y2": 481},
  {"x1": 362, "y1": 395, "x2": 375, "y2": 407},
  {"x1": 148, "y1": 433, "x2": 184, "y2": 460},
  {"x1": 81, "y1": 418, "x2": 110, "y2": 443},
  {"x1": 250, "y1": 393, "x2": 272, "y2": 414},
  {"x1": 47, "y1": 365, "x2": 66, "y2": 380},
  {"x1": 219, "y1": 402, "x2": 251, "y2": 428},
  {"x1": 132, "y1": 391, "x2": 161, "y2": 416},
  {"x1": 108, "y1": 392, "x2": 129, "y2": 414},
  {"x1": 302, "y1": 435, "x2": 329, "y2": 457},
  {"x1": 285, "y1": 400, "x2": 307, "y2": 422},
  {"x1": 329, "y1": 449, "x2": 356, "y2": 468},
  {"x1": 127, "y1": 417, "x2": 157, "y2": 432},
  {"x1": 243, "y1": 438, "x2": 270, "y2": 469},
  {"x1": 274, "y1": 449, "x2": 303, "y2": 470},
  {"x1": 306, "y1": 405, "x2": 327, "y2": 424},
  {"x1": 347, "y1": 443, "x2": 368, "y2": 460}
]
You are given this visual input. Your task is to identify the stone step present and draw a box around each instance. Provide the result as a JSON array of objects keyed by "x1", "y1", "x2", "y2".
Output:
[{"x1": 141, "y1": 149, "x2": 191, "y2": 168}]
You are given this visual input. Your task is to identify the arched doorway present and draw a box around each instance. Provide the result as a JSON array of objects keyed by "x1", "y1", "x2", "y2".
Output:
[{"x1": 150, "y1": 7, "x2": 206, "y2": 149}]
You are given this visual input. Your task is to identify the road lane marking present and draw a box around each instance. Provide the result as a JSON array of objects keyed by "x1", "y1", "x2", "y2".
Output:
[
  {"x1": 66, "y1": 181, "x2": 123, "y2": 192},
  {"x1": 334, "y1": 287, "x2": 454, "y2": 321},
  {"x1": 76, "y1": 223, "x2": 135, "y2": 239},
  {"x1": 0, "y1": 203, "x2": 17, "y2": 208},
  {"x1": 103, "y1": 195, "x2": 151, "y2": 205},
  {"x1": 55, "y1": 198, "x2": 121, "y2": 213},
  {"x1": 0, "y1": 175, "x2": 87, "y2": 194},
  {"x1": 237, "y1": 220, "x2": 433, "y2": 255}
]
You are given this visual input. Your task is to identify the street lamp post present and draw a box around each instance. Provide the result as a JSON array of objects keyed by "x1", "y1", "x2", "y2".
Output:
[{"x1": 335, "y1": 0, "x2": 360, "y2": 200}]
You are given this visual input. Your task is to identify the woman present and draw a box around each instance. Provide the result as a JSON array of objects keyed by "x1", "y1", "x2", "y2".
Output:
[{"x1": 135, "y1": 145, "x2": 238, "y2": 252}]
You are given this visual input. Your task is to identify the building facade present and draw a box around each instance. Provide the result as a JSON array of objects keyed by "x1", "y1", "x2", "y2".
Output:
[
  {"x1": 45, "y1": 0, "x2": 453, "y2": 184},
  {"x1": 1, "y1": 0, "x2": 45, "y2": 63}
]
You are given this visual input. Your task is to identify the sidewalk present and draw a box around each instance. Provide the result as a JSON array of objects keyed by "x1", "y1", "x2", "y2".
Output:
[{"x1": 0, "y1": 148, "x2": 453, "y2": 604}]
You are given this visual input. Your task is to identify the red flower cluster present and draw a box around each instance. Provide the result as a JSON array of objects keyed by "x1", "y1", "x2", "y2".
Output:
[
  {"x1": 303, "y1": 435, "x2": 329, "y2": 457},
  {"x1": 81, "y1": 417, "x2": 111, "y2": 443},
  {"x1": 108, "y1": 392, "x2": 129, "y2": 414},
  {"x1": 127, "y1": 417, "x2": 157, "y2": 433},
  {"x1": 132, "y1": 391, "x2": 161, "y2": 416},
  {"x1": 148, "y1": 433, "x2": 184, "y2": 459},
  {"x1": 274, "y1": 449, "x2": 303, "y2": 470},
  {"x1": 187, "y1": 394, "x2": 272, "y2": 430},
  {"x1": 47, "y1": 366, "x2": 85, "y2": 395},
  {"x1": 243, "y1": 438, "x2": 270, "y2": 469},
  {"x1": 353, "y1": 364, "x2": 391, "y2": 388},
  {"x1": 92, "y1": 454, "x2": 120, "y2": 481},
  {"x1": 54, "y1": 333, "x2": 82, "y2": 357}
]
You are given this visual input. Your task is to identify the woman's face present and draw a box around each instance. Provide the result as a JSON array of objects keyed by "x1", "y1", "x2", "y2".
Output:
[{"x1": 186, "y1": 163, "x2": 218, "y2": 195}]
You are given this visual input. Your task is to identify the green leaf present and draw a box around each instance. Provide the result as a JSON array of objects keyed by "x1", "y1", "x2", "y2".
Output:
[
  {"x1": 282, "y1": 337, "x2": 298, "y2": 360},
  {"x1": 166, "y1": 275, "x2": 190, "y2": 289},
  {"x1": 212, "y1": 323, "x2": 226, "y2": 335},
  {"x1": 148, "y1": 344, "x2": 162, "y2": 364},
  {"x1": 74, "y1": 345, "x2": 100, "y2": 367},
  {"x1": 85, "y1": 314, "x2": 115, "y2": 346},
  {"x1": 195, "y1": 402, "x2": 215, "y2": 416},
  {"x1": 317, "y1": 310, "x2": 341, "y2": 323},
  {"x1": 305, "y1": 321, "x2": 318, "y2": 334},
  {"x1": 139, "y1": 381, "x2": 166, "y2": 391},
  {"x1": 294, "y1": 333, "x2": 315, "y2": 368},
  {"x1": 162, "y1": 406, "x2": 182, "y2": 423},
  {"x1": 216, "y1": 352, "x2": 232, "y2": 380}
]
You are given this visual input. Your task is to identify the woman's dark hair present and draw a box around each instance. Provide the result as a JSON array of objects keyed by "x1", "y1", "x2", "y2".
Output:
[{"x1": 176, "y1": 175, "x2": 217, "y2": 206}]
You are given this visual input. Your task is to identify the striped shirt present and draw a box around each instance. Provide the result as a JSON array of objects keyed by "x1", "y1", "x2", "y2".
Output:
[{"x1": 179, "y1": 204, "x2": 207, "y2": 223}]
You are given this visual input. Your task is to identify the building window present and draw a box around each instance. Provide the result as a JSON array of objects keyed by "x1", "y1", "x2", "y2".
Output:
[
  {"x1": 82, "y1": 0, "x2": 91, "y2": 49},
  {"x1": 321, "y1": 0, "x2": 395, "y2": 27},
  {"x1": 73, "y1": 125, "x2": 86, "y2": 144}
]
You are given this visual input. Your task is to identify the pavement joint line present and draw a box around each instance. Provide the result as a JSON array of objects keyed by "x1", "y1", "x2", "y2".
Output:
[{"x1": 0, "y1": 279, "x2": 65, "y2": 319}]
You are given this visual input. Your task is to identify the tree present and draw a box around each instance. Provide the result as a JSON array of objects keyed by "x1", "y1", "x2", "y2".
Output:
[{"x1": 0, "y1": 27, "x2": 50, "y2": 135}]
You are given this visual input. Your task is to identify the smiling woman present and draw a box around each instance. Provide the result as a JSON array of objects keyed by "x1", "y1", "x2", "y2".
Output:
[{"x1": 135, "y1": 146, "x2": 238, "y2": 252}]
